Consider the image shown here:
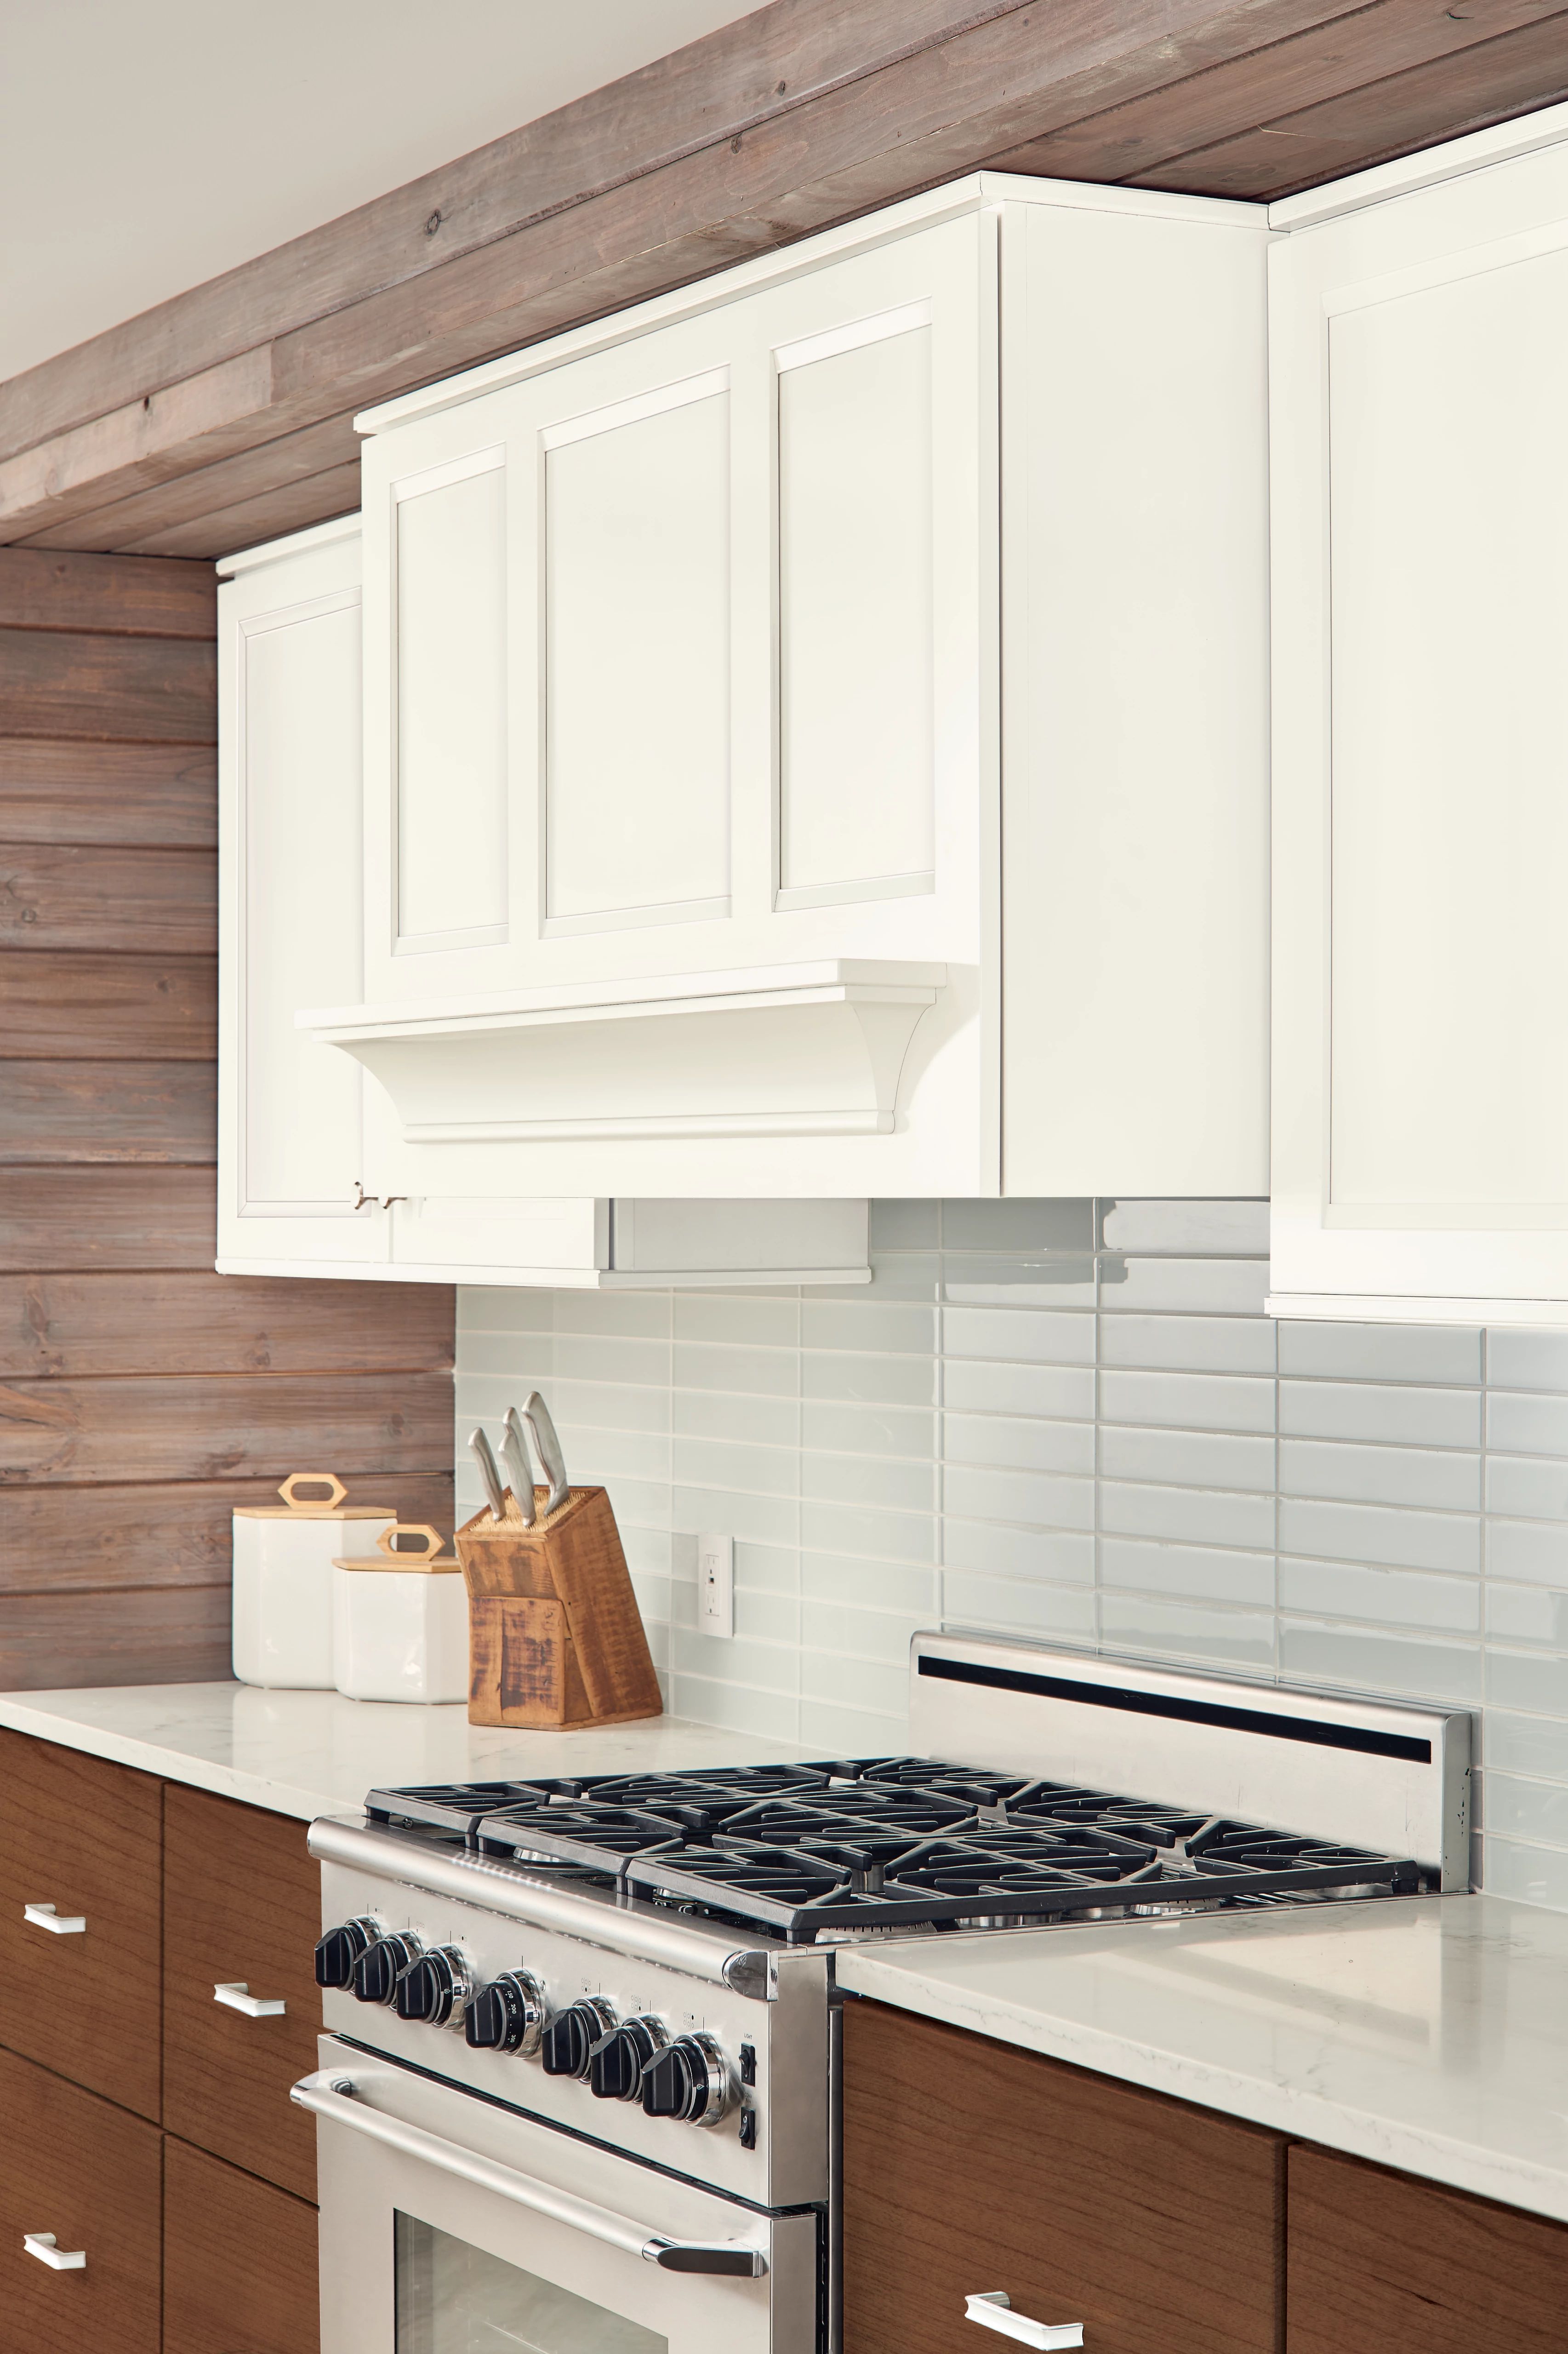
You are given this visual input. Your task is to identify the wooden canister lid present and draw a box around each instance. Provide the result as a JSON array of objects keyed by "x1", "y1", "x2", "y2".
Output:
[
  {"x1": 234, "y1": 1471, "x2": 394, "y2": 1520},
  {"x1": 334, "y1": 1524, "x2": 459, "y2": 1573}
]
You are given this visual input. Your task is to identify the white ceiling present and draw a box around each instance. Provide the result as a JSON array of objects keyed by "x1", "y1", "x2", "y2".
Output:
[{"x1": 0, "y1": 0, "x2": 758, "y2": 385}]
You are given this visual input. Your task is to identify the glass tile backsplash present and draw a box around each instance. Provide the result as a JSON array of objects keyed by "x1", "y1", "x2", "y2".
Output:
[{"x1": 455, "y1": 1199, "x2": 1568, "y2": 1913}]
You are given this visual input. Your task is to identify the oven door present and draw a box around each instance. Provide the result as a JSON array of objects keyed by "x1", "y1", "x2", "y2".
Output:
[{"x1": 296, "y1": 2037, "x2": 820, "y2": 2354}]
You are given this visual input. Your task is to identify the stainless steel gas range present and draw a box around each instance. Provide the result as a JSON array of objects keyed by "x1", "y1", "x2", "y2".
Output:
[{"x1": 299, "y1": 1631, "x2": 1471, "y2": 2354}]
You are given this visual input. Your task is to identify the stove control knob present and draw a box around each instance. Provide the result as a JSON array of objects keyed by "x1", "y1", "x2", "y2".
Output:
[
  {"x1": 314, "y1": 1917, "x2": 381, "y2": 1991},
  {"x1": 589, "y1": 2013, "x2": 668, "y2": 2102},
  {"x1": 541, "y1": 1996, "x2": 616, "y2": 2079},
  {"x1": 353, "y1": 1929, "x2": 422, "y2": 2006},
  {"x1": 464, "y1": 1970, "x2": 548, "y2": 2057},
  {"x1": 395, "y1": 1944, "x2": 473, "y2": 2031},
  {"x1": 640, "y1": 2032, "x2": 734, "y2": 2129}
]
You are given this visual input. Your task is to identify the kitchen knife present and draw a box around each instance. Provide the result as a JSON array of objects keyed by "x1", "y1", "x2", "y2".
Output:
[
  {"x1": 468, "y1": 1427, "x2": 508, "y2": 1524},
  {"x1": 523, "y1": 1391, "x2": 571, "y2": 1516},
  {"x1": 501, "y1": 1407, "x2": 538, "y2": 1527}
]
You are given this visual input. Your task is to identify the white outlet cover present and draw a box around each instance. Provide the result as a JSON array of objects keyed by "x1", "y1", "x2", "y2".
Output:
[{"x1": 697, "y1": 1532, "x2": 734, "y2": 1638}]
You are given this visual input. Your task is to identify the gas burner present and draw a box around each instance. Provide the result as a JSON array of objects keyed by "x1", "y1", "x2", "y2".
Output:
[{"x1": 411, "y1": 1756, "x2": 1429, "y2": 1943}]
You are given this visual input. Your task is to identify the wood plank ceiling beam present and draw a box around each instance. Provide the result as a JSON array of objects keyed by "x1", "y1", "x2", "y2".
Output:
[{"x1": 5, "y1": 0, "x2": 1568, "y2": 553}]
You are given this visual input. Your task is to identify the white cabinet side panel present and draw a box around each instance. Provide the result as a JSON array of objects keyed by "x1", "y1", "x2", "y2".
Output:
[
  {"x1": 1002, "y1": 201, "x2": 1270, "y2": 1197},
  {"x1": 544, "y1": 383, "x2": 731, "y2": 928},
  {"x1": 778, "y1": 318, "x2": 935, "y2": 901},
  {"x1": 396, "y1": 458, "x2": 508, "y2": 943}
]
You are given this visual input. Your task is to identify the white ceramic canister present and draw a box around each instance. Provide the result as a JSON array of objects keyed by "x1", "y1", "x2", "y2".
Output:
[
  {"x1": 233, "y1": 1473, "x2": 394, "y2": 1689},
  {"x1": 332, "y1": 1523, "x2": 468, "y2": 1704}
]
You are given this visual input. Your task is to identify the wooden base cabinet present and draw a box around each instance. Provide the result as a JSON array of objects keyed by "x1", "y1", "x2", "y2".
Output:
[
  {"x1": 164, "y1": 2138, "x2": 320, "y2": 2354},
  {"x1": 1287, "y1": 2146, "x2": 1568, "y2": 2354},
  {"x1": 0, "y1": 2045, "x2": 161, "y2": 2354},
  {"x1": 842, "y1": 2000, "x2": 1285, "y2": 2354}
]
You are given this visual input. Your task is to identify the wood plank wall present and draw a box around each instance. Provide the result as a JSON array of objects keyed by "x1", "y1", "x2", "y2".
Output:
[{"x1": 0, "y1": 546, "x2": 454, "y2": 1689}]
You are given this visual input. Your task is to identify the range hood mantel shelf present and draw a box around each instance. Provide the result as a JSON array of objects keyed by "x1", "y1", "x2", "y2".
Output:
[{"x1": 300, "y1": 960, "x2": 948, "y2": 1145}]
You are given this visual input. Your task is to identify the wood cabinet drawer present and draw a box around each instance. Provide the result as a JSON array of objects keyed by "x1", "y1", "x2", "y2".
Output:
[
  {"x1": 163, "y1": 1783, "x2": 322, "y2": 2199},
  {"x1": 843, "y1": 2000, "x2": 1284, "y2": 2354},
  {"x1": 0, "y1": 1727, "x2": 161, "y2": 2116},
  {"x1": 0, "y1": 2042, "x2": 160, "y2": 2353},
  {"x1": 1288, "y1": 2145, "x2": 1568, "y2": 2354},
  {"x1": 164, "y1": 2136, "x2": 320, "y2": 2354}
]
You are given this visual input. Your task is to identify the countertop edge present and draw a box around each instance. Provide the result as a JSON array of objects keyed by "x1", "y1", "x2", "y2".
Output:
[
  {"x1": 0, "y1": 1691, "x2": 336, "y2": 1819},
  {"x1": 834, "y1": 1944, "x2": 1568, "y2": 2228}
]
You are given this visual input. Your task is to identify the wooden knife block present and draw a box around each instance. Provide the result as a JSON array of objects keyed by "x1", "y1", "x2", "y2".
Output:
[{"x1": 455, "y1": 1486, "x2": 662, "y2": 1731}]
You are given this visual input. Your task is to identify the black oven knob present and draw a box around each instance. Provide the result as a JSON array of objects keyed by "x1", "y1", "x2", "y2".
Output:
[
  {"x1": 314, "y1": 1917, "x2": 381, "y2": 1990},
  {"x1": 353, "y1": 1929, "x2": 422, "y2": 2006},
  {"x1": 465, "y1": 1969, "x2": 547, "y2": 2057},
  {"x1": 589, "y1": 2013, "x2": 667, "y2": 2101},
  {"x1": 541, "y1": 1995, "x2": 616, "y2": 2078},
  {"x1": 640, "y1": 2032, "x2": 734, "y2": 2128},
  {"x1": 395, "y1": 1945, "x2": 473, "y2": 2030}
]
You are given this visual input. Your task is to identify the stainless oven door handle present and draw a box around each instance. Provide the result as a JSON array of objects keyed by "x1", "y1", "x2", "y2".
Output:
[{"x1": 290, "y1": 2072, "x2": 766, "y2": 2277}]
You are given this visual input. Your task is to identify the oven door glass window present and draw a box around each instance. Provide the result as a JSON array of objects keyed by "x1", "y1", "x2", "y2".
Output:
[{"x1": 395, "y1": 2214, "x2": 669, "y2": 2354}]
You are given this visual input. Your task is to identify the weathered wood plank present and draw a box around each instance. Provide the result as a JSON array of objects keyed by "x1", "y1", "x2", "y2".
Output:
[
  {"x1": 19, "y1": 413, "x2": 360, "y2": 555},
  {"x1": 0, "y1": 1473, "x2": 456, "y2": 1591},
  {"x1": 0, "y1": 628, "x2": 215, "y2": 743},
  {"x1": 0, "y1": 548, "x2": 216, "y2": 635},
  {"x1": 1132, "y1": 8, "x2": 1568, "y2": 193},
  {"x1": 121, "y1": 461, "x2": 362, "y2": 563},
  {"x1": 987, "y1": 0, "x2": 1568, "y2": 184},
  {"x1": 0, "y1": 1270, "x2": 454, "y2": 1377},
  {"x1": 0, "y1": 845, "x2": 215, "y2": 952},
  {"x1": 0, "y1": 1167, "x2": 216, "y2": 1269},
  {"x1": 0, "y1": 1583, "x2": 234, "y2": 1687},
  {"x1": 0, "y1": 740, "x2": 216, "y2": 847},
  {"x1": 0, "y1": 1061, "x2": 215, "y2": 1164},
  {"x1": 0, "y1": 950, "x2": 215, "y2": 1057},
  {"x1": 0, "y1": 1369, "x2": 454, "y2": 1483}
]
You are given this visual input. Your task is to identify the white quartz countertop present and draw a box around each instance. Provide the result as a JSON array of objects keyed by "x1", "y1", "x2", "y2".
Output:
[
  {"x1": 0, "y1": 1682, "x2": 810, "y2": 1820},
  {"x1": 836, "y1": 1892, "x2": 1568, "y2": 2225}
]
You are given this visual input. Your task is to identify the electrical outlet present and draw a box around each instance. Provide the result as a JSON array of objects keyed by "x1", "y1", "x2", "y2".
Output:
[{"x1": 697, "y1": 1533, "x2": 734, "y2": 1638}]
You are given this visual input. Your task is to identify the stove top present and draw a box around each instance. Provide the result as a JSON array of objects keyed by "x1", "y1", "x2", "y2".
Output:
[{"x1": 364, "y1": 1757, "x2": 1428, "y2": 1944}]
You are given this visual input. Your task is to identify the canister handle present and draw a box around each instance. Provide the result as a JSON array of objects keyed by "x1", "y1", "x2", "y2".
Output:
[
  {"x1": 374, "y1": 1523, "x2": 450, "y2": 1563},
  {"x1": 277, "y1": 1471, "x2": 348, "y2": 1512}
]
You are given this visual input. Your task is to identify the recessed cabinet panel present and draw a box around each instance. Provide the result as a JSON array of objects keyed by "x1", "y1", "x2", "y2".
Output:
[
  {"x1": 544, "y1": 379, "x2": 731, "y2": 931},
  {"x1": 1328, "y1": 246, "x2": 1568, "y2": 1217},
  {"x1": 396, "y1": 456, "x2": 507, "y2": 946},
  {"x1": 778, "y1": 314, "x2": 935, "y2": 905},
  {"x1": 244, "y1": 600, "x2": 364, "y2": 1208}
]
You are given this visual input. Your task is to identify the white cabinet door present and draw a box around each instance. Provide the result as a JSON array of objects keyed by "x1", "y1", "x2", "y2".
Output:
[
  {"x1": 355, "y1": 209, "x2": 992, "y2": 1198},
  {"x1": 217, "y1": 517, "x2": 389, "y2": 1269},
  {"x1": 1271, "y1": 135, "x2": 1568, "y2": 1322}
]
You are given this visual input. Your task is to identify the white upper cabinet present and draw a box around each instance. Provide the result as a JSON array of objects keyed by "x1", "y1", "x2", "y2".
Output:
[
  {"x1": 1269, "y1": 122, "x2": 1568, "y2": 1325},
  {"x1": 319, "y1": 174, "x2": 1270, "y2": 1202}
]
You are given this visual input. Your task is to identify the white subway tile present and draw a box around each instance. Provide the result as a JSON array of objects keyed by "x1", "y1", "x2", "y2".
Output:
[
  {"x1": 1482, "y1": 1836, "x2": 1568, "y2": 1907},
  {"x1": 801, "y1": 1649, "x2": 909, "y2": 1718},
  {"x1": 551, "y1": 1334, "x2": 670, "y2": 1386},
  {"x1": 800, "y1": 1600, "x2": 928, "y2": 1665},
  {"x1": 799, "y1": 1501, "x2": 936, "y2": 1562},
  {"x1": 1100, "y1": 1594, "x2": 1276, "y2": 1673},
  {"x1": 1279, "y1": 1380, "x2": 1479, "y2": 1450},
  {"x1": 941, "y1": 1518, "x2": 1096, "y2": 1584},
  {"x1": 801, "y1": 1450, "x2": 936, "y2": 1514},
  {"x1": 1100, "y1": 1369, "x2": 1275, "y2": 1435},
  {"x1": 1278, "y1": 1557, "x2": 1479, "y2": 1633},
  {"x1": 454, "y1": 1332, "x2": 557, "y2": 1379},
  {"x1": 551, "y1": 1291, "x2": 672, "y2": 1339},
  {"x1": 1098, "y1": 1200, "x2": 1270, "y2": 1256},
  {"x1": 943, "y1": 1200, "x2": 1095, "y2": 1252},
  {"x1": 673, "y1": 1342, "x2": 797, "y2": 1397},
  {"x1": 1277, "y1": 1322, "x2": 1481, "y2": 1385},
  {"x1": 802, "y1": 1400, "x2": 935, "y2": 1458},
  {"x1": 870, "y1": 1200, "x2": 941, "y2": 1249},
  {"x1": 1279, "y1": 1621, "x2": 1483, "y2": 1705},
  {"x1": 1488, "y1": 1390, "x2": 1568, "y2": 1458},
  {"x1": 1277, "y1": 1496, "x2": 1477, "y2": 1575},
  {"x1": 1100, "y1": 1480, "x2": 1275, "y2": 1551},
  {"x1": 942, "y1": 1258, "x2": 1098, "y2": 1309},
  {"x1": 1099, "y1": 1426, "x2": 1276, "y2": 1492},
  {"x1": 815, "y1": 1252, "x2": 939, "y2": 1302},
  {"x1": 1101, "y1": 1257, "x2": 1269, "y2": 1316},
  {"x1": 670, "y1": 1628, "x2": 800, "y2": 1695},
  {"x1": 1488, "y1": 1648, "x2": 1568, "y2": 1714},
  {"x1": 943, "y1": 1360, "x2": 1095, "y2": 1419},
  {"x1": 457, "y1": 1286, "x2": 555, "y2": 1336},
  {"x1": 550, "y1": 1423, "x2": 671, "y2": 1482},
  {"x1": 802, "y1": 1554, "x2": 940, "y2": 1613},
  {"x1": 1486, "y1": 1331, "x2": 1568, "y2": 1394},
  {"x1": 1487, "y1": 1584, "x2": 1568, "y2": 1648},
  {"x1": 942, "y1": 1574, "x2": 1097, "y2": 1641},
  {"x1": 1099, "y1": 1315, "x2": 1276, "y2": 1376},
  {"x1": 1100, "y1": 1537, "x2": 1275, "y2": 1606},
  {"x1": 1483, "y1": 1517, "x2": 1568, "y2": 1585},
  {"x1": 673, "y1": 1435, "x2": 797, "y2": 1497},
  {"x1": 542, "y1": 1378, "x2": 671, "y2": 1433},
  {"x1": 588, "y1": 1475, "x2": 672, "y2": 1531},
  {"x1": 670, "y1": 1674, "x2": 801, "y2": 1743},
  {"x1": 735, "y1": 1588, "x2": 801, "y2": 1647},
  {"x1": 1485, "y1": 1453, "x2": 1568, "y2": 1522},
  {"x1": 674, "y1": 1389, "x2": 798, "y2": 1448},
  {"x1": 674, "y1": 1294, "x2": 798, "y2": 1348},
  {"x1": 1279, "y1": 1437, "x2": 1479, "y2": 1514},
  {"x1": 944, "y1": 1411, "x2": 1095, "y2": 1476},
  {"x1": 734, "y1": 1542, "x2": 799, "y2": 1596},
  {"x1": 799, "y1": 1699, "x2": 908, "y2": 1754},
  {"x1": 942, "y1": 1462, "x2": 1095, "y2": 1531},
  {"x1": 802, "y1": 1299, "x2": 937, "y2": 1354},
  {"x1": 672, "y1": 1485, "x2": 799, "y2": 1548},
  {"x1": 801, "y1": 1348, "x2": 937, "y2": 1406},
  {"x1": 942, "y1": 1305, "x2": 1095, "y2": 1365},
  {"x1": 1484, "y1": 1712, "x2": 1568, "y2": 1782}
]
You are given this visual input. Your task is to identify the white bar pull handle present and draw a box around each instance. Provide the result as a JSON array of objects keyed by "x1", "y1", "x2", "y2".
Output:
[
  {"x1": 24, "y1": 1903, "x2": 86, "y2": 1935},
  {"x1": 215, "y1": 1980, "x2": 286, "y2": 2018},
  {"x1": 966, "y1": 2293, "x2": 1083, "y2": 2350},
  {"x1": 24, "y1": 2233, "x2": 86, "y2": 2271},
  {"x1": 290, "y1": 2070, "x2": 765, "y2": 2275}
]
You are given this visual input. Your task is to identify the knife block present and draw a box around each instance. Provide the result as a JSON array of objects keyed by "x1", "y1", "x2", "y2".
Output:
[{"x1": 455, "y1": 1486, "x2": 663, "y2": 1731}]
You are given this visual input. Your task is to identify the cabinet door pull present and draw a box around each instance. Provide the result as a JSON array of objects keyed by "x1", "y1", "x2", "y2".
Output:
[
  {"x1": 24, "y1": 1903, "x2": 85, "y2": 1935},
  {"x1": 215, "y1": 1980, "x2": 286, "y2": 2018},
  {"x1": 24, "y1": 2233, "x2": 86, "y2": 2271},
  {"x1": 966, "y1": 2292, "x2": 1083, "y2": 2349}
]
